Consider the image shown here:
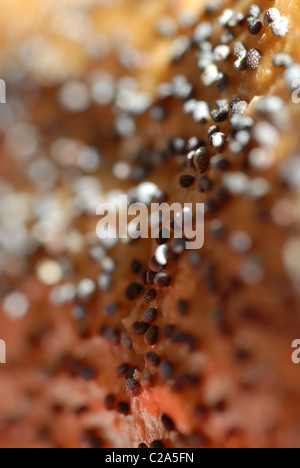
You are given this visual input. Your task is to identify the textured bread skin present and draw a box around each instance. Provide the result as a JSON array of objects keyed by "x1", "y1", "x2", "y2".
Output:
[{"x1": 1, "y1": 0, "x2": 300, "y2": 448}]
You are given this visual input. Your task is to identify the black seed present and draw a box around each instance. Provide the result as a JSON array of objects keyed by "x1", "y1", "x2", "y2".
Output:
[
  {"x1": 156, "y1": 228, "x2": 170, "y2": 245},
  {"x1": 195, "y1": 404, "x2": 209, "y2": 419},
  {"x1": 235, "y1": 348, "x2": 251, "y2": 362},
  {"x1": 207, "y1": 125, "x2": 220, "y2": 139},
  {"x1": 155, "y1": 273, "x2": 171, "y2": 288},
  {"x1": 230, "y1": 99, "x2": 248, "y2": 116},
  {"x1": 51, "y1": 403, "x2": 64, "y2": 414},
  {"x1": 73, "y1": 363, "x2": 96, "y2": 380},
  {"x1": 138, "y1": 443, "x2": 148, "y2": 449},
  {"x1": 149, "y1": 106, "x2": 165, "y2": 121},
  {"x1": 74, "y1": 405, "x2": 88, "y2": 415},
  {"x1": 99, "y1": 326, "x2": 109, "y2": 339},
  {"x1": 179, "y1": 175, "x2": 195, "y2": 188},
  {"x1": 214, "y1": 187, "x2": 230, "y2": 205},
  {"x1": 169, "y1": 137, "x2": 187, "y2": 155},
  {"x1": 173, "y1": 374, "x2": 199, "y2": 392},
  {"x1": 125, "y1": 367, "x2": 136, "y2": 379},
  {"x1": 145, "y1": 351, "x2": 161, "y2": 366},
  {"x1": 217, "y1": 73, "x2": 228, "y2": 92},
  {"x1": 116, "y1": 401, "x2": 130, "y2": 416},
  {"x1": 121, "y1": 330, "x2": 133, "y2": 350},
  {"x1": 188, "y1": 252, "x2": 202, "y2": 267},
  {"x1": 188, "y1": 137, "x2": 204, "y2": 151},
  {"x1": 263, "y1": 8, "x2": 280, "y2": 27},
  {"x1": 82, "y1": 429, "x2": 102, "y2": 449},
  {"x1": 104, "y1": 302, "x2": 119, "y2": 316},
  {"x1": 161, "y1": 414, "x2": 176, "y2": 432},
  {"x1": 104, "y1": 394, "x2": 115, "y2": 411},
  {"x1": 160, "y1": 361, "x2": 174, "y2": 379},
  {"x1": 103, "y1": 327, "x2": 120, "y2": 345},
  {"x1": 126, "y1": 378, "x2": 140, "y2": 398},
  {"x1": 246, "y1": 49, "x2": 261, "y2": 70},
  {"x1": 142, "y1": 308, "x2": 158, "y2": 323},
  {"x1": 234, "y1": 55, "x2": 247, "y2": 70},
  {"x1": 211, "y1": 109, "x2": 228, "y2": 122},
  {"x1": 198, "y1": 176, "x2": 213, "y2": 192},
  {"x1": 151, "y1": 440, "x2": 165, "y2": 449},
  {"x1": 145, "y1": 325, "x2": 159, "y2": 345},
  {"x1": 215, "y1": 400, "x2": 227, "y2": 413},
  {"x1": 211, "y1": 100, "x2": 229, "y2": 122},
  {"x1": 172, "y1": 332, "x2": 197, "y2": 351},
  {"x1": 115, "y1": 363, "x2": 130, "y2": 378},
  {"x1": 167, "y1": 249, "x2": 178, "y2": 263},
  {"x1": 212, "y1": 156, "x2": 230, "y2": 171},
  {"x1": 248, "y1": 19, "x2": 262, "y2": 35},
  {"x1": 132, "y1": 321, "x2": 150, "y2": 335},
  {"x1": 141, "y1": 289, "x2": 157, "y2": 305},
  {"x1": 130, "y1": 259, "x2": 142, "y2": 274},
  {"x1": 163, "y1": 324, "x2": 175, "y2": 338},
  {"x1": 205, "y1": 199, "x2": 219, "y2": 216},
  {"x1": 126, "y1": 283, "x2": 143, "y2": 300},
  {"x1": 145, "y1": 269, "x2": 156, "y2": 285},
  {"x1": 172, "y1": 238, "x2": 187, "y2": 254},
  {"x1": 193, "y1": 147, "x2": 210, "y2": 173},
  {"x1": 210, "y1": 222, "x2": 225, "y2": 240},
  {"x1": 177, "y1": 299, "x2": 189, "y2": 316},
  {"x1": 149, "y1": 256, "x2": 165, "y2": 273},
  {"x1": 230, "y1": 97, "x2": 241, "y2": 109}
]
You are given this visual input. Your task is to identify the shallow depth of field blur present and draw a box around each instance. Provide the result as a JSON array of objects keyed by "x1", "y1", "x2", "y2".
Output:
[{"x1": 1, "y1": 0, "x2": 300, "y2": 449}]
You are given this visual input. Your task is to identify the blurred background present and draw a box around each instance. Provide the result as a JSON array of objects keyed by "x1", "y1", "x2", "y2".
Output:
[{"x1": 1, "y1": 0, "x2": 300, "y2": 449}]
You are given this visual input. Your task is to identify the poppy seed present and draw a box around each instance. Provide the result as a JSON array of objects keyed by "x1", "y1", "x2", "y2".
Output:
[
  {"x1": 161, "y1": 414, "x2": 176, "y2": 432},
  {"x1": 263, "y1": 8, "x2": 280, "y2": 27},
  {"x1": 116, "y1": 401, "x2": 130, "y2": 416},
  {"x1": 154, "y1": 273, "x2": 171, "y2": 288},
  {"x1": 248, "y1": 19, "x2": 262, "y2": 35},
  {"x1": 145, "y1": 351, "x2": 161, "y2": 367},
  {"x1": 160, "y1": 361, "x2": 174, "y2": 379},
  {"x1": 132, "y1": 321, "x2": 150, "y2": 335},
  {"x1": 145, "y1": 325, "x2": 159, "y2": 345},
  {"x1": 115, "y1": 363, "x2": 130, "y2": 378},
  {"x1": 126, "y1": 378, "x2": 140, "y2": 398},
  {"x1": 198, "y1": 176, "x2": 213, "y2": 192},
  {"x1": 142, "y1": 308, "x2": 158, "y2": 323},
  {"x1": 193, "y1": 147, "x2": 210, "y2": 173},
  {"x1": 125, "y1": 283, "x2": 143, "y2": 300},
  {"x1": 246, "y1": 49, "x2": 261, "y2": 70},
  {"x1": 104, "y1": 394, "x2": 115, "y2": 411},
  {"x1": 145, "y1": 269, "x2": 156, "y2": 285},
  {"x1": 151, "y1": 440, "x2": 165, "y2": 449},
  {"x1": 141, "y1": 289, "x2": 157, "y2": 305},
  {"x1": 130, "y1": 259, "x2": 142, "y2": 274},
  {"x1": 138, "y1": 443, "x2": 148, "y2": 449},
  {"x1": 179, "y1": 175, "x2": 195, "y2": 188}
]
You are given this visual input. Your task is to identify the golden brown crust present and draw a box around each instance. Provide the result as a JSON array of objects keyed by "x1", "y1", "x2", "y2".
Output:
[{"x1": 1, "y1": 0, "x2": 300, "y2": 448}]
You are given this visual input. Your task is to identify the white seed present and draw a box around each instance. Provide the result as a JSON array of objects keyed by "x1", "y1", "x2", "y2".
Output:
[
  {"x1": 271, "y1": 17, "x2": 289, "y2": 37},
  {"x1": 36, "y1": 259, "x2": 63, "y2": 286},
  {"x1": 4, "y1": 292, "x2": 29, "y2": 319},
  {"x1": 155, "y1": 245, "x2": 168, "y2": 266}
]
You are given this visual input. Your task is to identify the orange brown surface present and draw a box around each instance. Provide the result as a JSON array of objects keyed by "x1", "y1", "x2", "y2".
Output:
[{"x1": 0, "y1": 0, "x2": 300, "y2": 449}]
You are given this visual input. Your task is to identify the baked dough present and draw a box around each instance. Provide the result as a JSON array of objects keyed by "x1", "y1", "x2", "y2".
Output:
[{"x1": 0, "y1": 0, "x2": 300, "y2": 448}]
